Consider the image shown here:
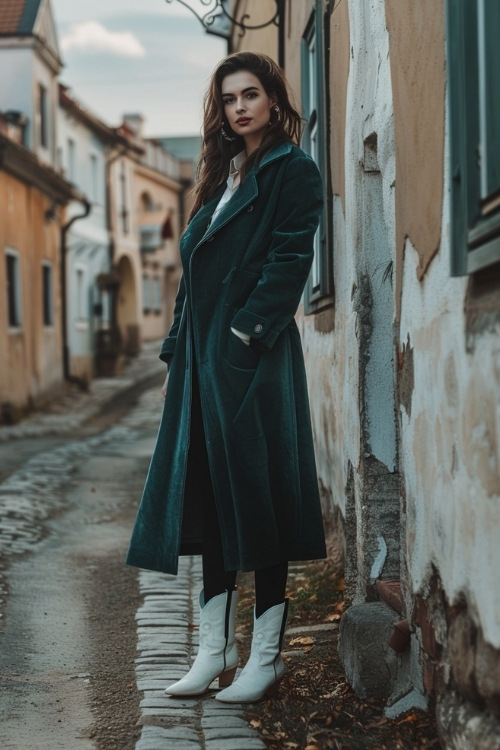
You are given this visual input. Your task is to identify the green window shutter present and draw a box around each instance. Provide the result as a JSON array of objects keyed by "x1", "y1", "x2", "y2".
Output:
[
  {"x1": 301, "y1": 3, "x2": 334, "y2": 313},
  {"x1": 447, "y1": 0, "x2": 500, "y2": 275},
  {"x1": 483, "y1": 0, "x2": 500, "y2": 198}
]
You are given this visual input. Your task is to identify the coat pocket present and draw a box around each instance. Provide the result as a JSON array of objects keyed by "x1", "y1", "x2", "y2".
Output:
[{"x1": 226, "y1": 329, "x2": 260, "y2": 370}]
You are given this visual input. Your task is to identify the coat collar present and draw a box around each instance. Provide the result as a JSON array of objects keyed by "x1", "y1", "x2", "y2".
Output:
[
  {"x1": 199, "y1": 141, "x2": 293, "y2": 240},
  {"x1": 255, "y1": 140, "x2": 293, "y2": 173}
]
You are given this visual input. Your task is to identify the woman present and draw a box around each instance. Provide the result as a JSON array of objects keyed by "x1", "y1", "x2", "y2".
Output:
[{"x1": 126, "y1": 52, "x2": 326, "y2": 703}]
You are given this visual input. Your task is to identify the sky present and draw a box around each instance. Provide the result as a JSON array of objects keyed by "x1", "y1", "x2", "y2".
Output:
[{"x1": 50, "y1": 0, "x2": 227, "y2": 137}]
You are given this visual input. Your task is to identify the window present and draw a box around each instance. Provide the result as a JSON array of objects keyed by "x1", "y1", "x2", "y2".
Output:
[
  {"x1": 67, "y1": 138, "x2": 76, "y2": 182},
  {"x1": 5, "y1": 249, "x2": 22, "y2": 328},
  {"x1": 75, "y1": 266, "x2": 87, "y2": 322},
  {"x1": 90, "y1": 154, "x2": 99, "y2": 203},
  {"x1": 142, "y1": 274, "x2": 151, "y2": 313},
  {"x1": 38, "y1": 83, "x2": 48, "y2": 148},
  {"x1": 152, "y1": 277, "x2": 162, "y2": 313},
  {"x1": 42, "y1": 261, "x2": 53, "y2": 326},
  {"x1": 120, "y1": 161, "x2": 129, "y2": 234},
  {"x1": 447, "y1": 0, "x2": 500, "y2": 274},
  {"x1": 140, "y1": 191, "x2": 155, "y2": 212},
  {"x1": 301, "y1": 4, "x2": 333, "y2": 312}
]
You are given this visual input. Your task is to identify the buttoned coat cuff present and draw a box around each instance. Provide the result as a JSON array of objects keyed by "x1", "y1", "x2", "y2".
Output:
[
  {"x1": 159, "y1": 337, "x2": 175, "y2": 367},
  {"x1": 230, "y1": 309, "x2": 280, "y2": 350}
]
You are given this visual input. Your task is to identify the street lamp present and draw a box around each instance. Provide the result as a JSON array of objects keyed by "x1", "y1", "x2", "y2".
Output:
[{"x1": 165, "y1": 0, "x2": 285, "y2": 66}]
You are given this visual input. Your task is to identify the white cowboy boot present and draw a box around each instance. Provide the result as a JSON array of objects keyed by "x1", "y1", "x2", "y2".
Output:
[
  {"x1": 215, "y1": 599, "x2": 288, "y2": 703},
  {"x1": 165, "y1": 588, "x2": 238, "y2": 696}
]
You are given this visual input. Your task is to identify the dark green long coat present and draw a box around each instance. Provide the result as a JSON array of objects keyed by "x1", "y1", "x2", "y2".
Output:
[{"x1": 126, "y1": 142, "x2": 327, "y2": 575}]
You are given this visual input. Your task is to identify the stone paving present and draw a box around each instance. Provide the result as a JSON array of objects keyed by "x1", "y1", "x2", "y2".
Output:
[
  {"x1": 135, "y1": 559, "x2": 266, "y2": 750},
  {"x1": 0, "y1": 342, "x2": 265, "y2": 749}
]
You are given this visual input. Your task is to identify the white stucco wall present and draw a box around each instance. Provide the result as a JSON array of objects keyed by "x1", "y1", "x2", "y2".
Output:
[
  {"x1": 399, "y1": 109, "x2": 500, "y2": 649},
  {"x1": 303, "y1": 0, "x2": 396, "y2": 525},
  {"x1": 0, "y1": 42, "x2": 58, "y2": 166},
  {"x1": 0, "y1": 47, "x2": 32, "y2": 119},
  {"x1": 57, "y1": 106, "x2": 110, "y2": 371}
]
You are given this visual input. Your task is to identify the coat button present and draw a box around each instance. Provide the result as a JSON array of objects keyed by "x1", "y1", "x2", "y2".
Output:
[
  {"x1": 206, "y1": 235, "x2": 214, "y2": 242},
  {"x1": 254, "y1": 323, "x2": 263, "y2": 334},
  {"x1": 246, "y1": 204, "x2": 254, "y2": 212}
]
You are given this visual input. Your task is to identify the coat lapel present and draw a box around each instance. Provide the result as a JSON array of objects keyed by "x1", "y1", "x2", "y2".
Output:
[{"x1": 189, "y1": 141, "x2": 294, "y2": 249}]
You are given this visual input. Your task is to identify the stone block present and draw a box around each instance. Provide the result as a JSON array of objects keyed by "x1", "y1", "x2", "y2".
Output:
[
  {"x1": 475, "y1": 631, "x2": 500, "y2": 714},
  {"x1": 437, "y1": 688, "x2": 500, "y2": 750},
  {"x1": 448, "y1": 611, "x2": 480, "y2": 704},
  {"x1": 338, "y1": 601, "x2": 398, "y2": 699}
]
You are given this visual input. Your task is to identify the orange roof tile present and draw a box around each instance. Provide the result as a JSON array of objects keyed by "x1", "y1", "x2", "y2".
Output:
[{"x1": 0, "y1": 0, "x2": 26, "y2": 34}]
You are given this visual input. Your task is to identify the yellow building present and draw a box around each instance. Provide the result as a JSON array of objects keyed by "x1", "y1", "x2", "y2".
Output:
[{"x1": 0, "y1": 115, "x2": 80, "y2": 421}]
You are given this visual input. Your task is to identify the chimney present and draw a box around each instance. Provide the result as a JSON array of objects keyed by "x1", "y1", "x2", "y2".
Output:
[{"x1": 122, "y1": 113, "x2": 145, "y2": 138}]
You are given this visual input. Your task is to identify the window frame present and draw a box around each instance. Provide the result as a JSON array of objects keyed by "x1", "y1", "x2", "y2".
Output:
[
  {"x1": 447, "y1": 0, "x2": 500, "y2": 275},
  {"x1": 75, "y1": 264, "x2": 89, "y2": 329},
  {"x1": 301, "y1": 4, "x2": 334, "y2": 313},
  {"x1": 67, "y1": 137, "x2": 76, "y2": 183},
  {"x1": 38, "y1": 83, "x2": 48, "y2": 149},
  {"x1": 152, "y1": 276, "x2": 162, "y2": 314},
  {"x1": 5, "y1": 248, "x2": 23, "y2": 330},
  {"x1": 42, "y1": 260, "x2": 54, "y2": 326},
  {"x1": 89, "y1": 153, "x2": 99, "y2": 204},
  {"x1": 142, "y1": 274, "x2": 151, "y2": 314}
]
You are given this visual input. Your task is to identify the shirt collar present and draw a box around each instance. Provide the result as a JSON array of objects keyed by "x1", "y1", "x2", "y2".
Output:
[
  {"x1": 227, "y1": 149, "x2": 247, "y2": 191},
  {"x1": 230, "y1": 149, "x2": 247, "y2": 174}
]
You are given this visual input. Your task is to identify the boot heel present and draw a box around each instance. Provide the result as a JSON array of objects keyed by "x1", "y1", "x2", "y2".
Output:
[
  {"x1": 218, "y1": 666, "x2": 237, "y2": 688},
  {"x1": 264, "y1": 676, "x2": 283, "y2": 699}
]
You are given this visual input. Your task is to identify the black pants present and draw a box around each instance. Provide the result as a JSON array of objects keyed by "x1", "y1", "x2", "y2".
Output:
[{"x1": 192, "y1": 370, "x2": 288, "y2": 618}]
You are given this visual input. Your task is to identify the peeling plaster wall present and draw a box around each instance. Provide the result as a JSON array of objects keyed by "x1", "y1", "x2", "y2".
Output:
[
  {"x1": 302, "y1": 0, "x2": 398, "y2": 577},
  {"x1": 399, "y1": 116, "x2": 500, "y2": 650}
]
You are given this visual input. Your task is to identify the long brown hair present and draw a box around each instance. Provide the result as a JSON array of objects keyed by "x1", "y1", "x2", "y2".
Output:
[{"x1": 188, "y1": 52, "x2": 302, "y2": 222}]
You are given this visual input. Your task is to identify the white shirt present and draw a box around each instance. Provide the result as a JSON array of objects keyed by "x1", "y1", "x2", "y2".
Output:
[
  {"x1": 210, "y1": 149, "x2": 247, "y2": 225},
  {"x1": 210, "y1": 150, "x2": 251, "y2": 345}
]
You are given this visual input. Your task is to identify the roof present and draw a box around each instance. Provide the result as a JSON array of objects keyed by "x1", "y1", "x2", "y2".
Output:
[
  {"x1": 155, "y1": 136, "x2": 201, "y2": 165},
  {"x1": 0, "y1": 129, "x2": 84, "y2": 205},
  {"x1": 0, "y1": 0, "x2": 42, "y2": 35},
  {"x1": 59, "y1": 84, "x2": 119, "y2": 145},
  {"x1": 0, "y1": 0, "x2": 61, "y2": 70}
]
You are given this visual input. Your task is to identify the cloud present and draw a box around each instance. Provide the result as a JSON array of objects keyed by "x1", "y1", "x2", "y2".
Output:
[{"x1": 61, "y1": 21, "x2": 146, "y2": 58}]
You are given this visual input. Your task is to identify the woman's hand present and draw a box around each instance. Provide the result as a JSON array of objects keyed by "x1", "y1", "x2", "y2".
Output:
[{"x1": 161, "y1": 372, "x2": 169, "y2": 398}]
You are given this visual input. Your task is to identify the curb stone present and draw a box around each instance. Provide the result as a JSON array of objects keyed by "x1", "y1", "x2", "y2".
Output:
[{"x1": 134, "y1": 557, "x2": 266, "y2": 750}]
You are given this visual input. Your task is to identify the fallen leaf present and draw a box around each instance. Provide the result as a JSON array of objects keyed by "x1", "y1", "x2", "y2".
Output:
[
  {"x1": 335, "y1": 578, "x2": 345, "y2": 591},
  {"x1": 289, "y1": 636, "x2": 315, "y2": 647},
  {"x1": 249, "y1": 719, "x2": 262, "y2": 729},
  {"x1": 398, "y1": 713, "x2": 417, "y2": 724}
]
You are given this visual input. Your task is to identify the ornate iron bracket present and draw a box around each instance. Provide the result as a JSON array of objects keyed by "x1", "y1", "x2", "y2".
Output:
[{"x1": 165, "y1": 0, "x2": 282, "y2": 39}]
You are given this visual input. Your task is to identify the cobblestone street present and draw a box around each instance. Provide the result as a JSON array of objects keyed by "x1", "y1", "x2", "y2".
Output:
[{"x1": 0, "y1": 345, "x2": 264, "y2": 750}]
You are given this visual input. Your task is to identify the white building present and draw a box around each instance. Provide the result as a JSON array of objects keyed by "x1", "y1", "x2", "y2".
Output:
[
  {"x1": 0, "y1": 0, "x2": 60, "y2": 167},
  {"x1": 57, "y1": 85, "x2": 119, "y2": 383}
]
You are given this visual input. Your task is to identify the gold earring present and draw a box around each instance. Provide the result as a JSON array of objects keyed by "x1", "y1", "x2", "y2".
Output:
[
  {"x1": 221, "y1": 123, "x2": 236, "y2": 142},
  {"x1": 269, "y1": 105, "x2": 281, "y2": 126}
]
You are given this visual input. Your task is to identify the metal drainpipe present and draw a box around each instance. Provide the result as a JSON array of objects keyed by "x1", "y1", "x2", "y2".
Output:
[
  {"x1": 60, "y1": 199, "x2": 91, "y2": 386},
  {"x1": 104, "y1": 144, "x2": 129, "y2": 339},
  {"x1": 277, "y1": 0, "x2": 285, "y2": 69}
]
